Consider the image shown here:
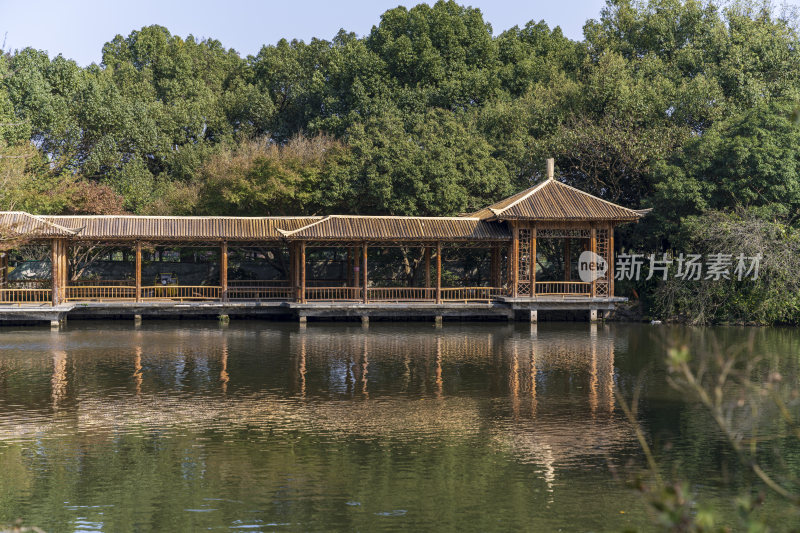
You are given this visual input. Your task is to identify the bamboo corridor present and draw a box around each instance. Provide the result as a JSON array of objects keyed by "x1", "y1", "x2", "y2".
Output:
[{"x1": 1, "y1": 160, "x2": 646, "y2": 308}]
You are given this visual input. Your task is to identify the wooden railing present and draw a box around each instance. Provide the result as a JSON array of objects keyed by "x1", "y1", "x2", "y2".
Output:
[
  {"x1": 534, "y1": 281, "x2": 592, "y2": 296},
  {"x1": 228, "y1": 280, "x2": 289, "y2": 287},
  {"x1": 70, "y1": 279, "x2": 134, "y2": 286},
  {"x1": 65, "y1": 286, "x2": 136, "y2": 301},
  {"x1": 301, "y1": 286, "x2": 507, "y2": 303},
  {"x1": 441, "y1": 287, "x2": 504, "y2": 302},
  {"x1": 227, "y1": 286, "x2": 293, "y2": 301},
  {"x1": 0, "y1": 288, "x2": 52, "y2": 304},
  {"x1": 6, "y1": 280, "x2": 50, "y2": 289},
  {"x1": 306, "y1": 279, "x2": 348, "y2": 287},
  {"x1": 140, "y1": 285, "x2": 222, "y2": 301},
  {"x1": 0, "y1": 281, "x2": 525, "y2": 305},
  {"x1": 368, "y1": 287, "x2": 435, "y2": 302},
  {"x1": 305, "y1": 286, "x2": 362, "y2": 301}
]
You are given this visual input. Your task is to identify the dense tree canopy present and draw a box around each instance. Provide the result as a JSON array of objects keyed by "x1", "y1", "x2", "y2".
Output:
[{"x1": 2, "y1": 0, "x2": 800, "y2": 322}]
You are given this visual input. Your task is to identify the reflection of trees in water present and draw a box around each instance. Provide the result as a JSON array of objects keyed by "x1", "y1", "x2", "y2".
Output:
[
  {"x1": 5, "y1": 324, "x2": 630, "y2": 492},
  {"x1": 2, "y1": 325, "x2": 800, "y2": 530},
  {"x1": 3, "y1": 326, "x2": 798, "y2": 474}
]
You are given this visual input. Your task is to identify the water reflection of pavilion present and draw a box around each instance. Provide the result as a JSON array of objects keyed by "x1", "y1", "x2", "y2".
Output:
[{"x1": 2, "y1": 325, "x2": 635, "y2": 487}]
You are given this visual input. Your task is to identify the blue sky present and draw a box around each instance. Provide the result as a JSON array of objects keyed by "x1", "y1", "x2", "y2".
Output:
[{"x1": 0, "y1": 0, "x2": 611, "y2": 65}]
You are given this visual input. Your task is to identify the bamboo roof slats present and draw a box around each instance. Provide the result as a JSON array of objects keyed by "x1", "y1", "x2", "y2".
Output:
[
  {"x1": 0, "y1": 212, "x2": 78, "y2": 238},
  {"x1": 278, "y1": 215, "x2": 511, "y2": 241},
  {"x1": 2, "y1": 179, "x2": 644, "y2": 244},
  {"x1": 38, "y1": 215, "x2": 323, "y2": 241},
  {"x1": 468, "y1": 179, "x2": 643, "y2": 222}
]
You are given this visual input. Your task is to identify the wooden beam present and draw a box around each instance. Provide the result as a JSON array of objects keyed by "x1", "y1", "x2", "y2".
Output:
[
  {"x1": 220, "y1": 241, "x2": 228, "y2": 301},
  {"x1": 135, "y1": 242, "x2": 142, "y2": 303},
  {"x1": 300, "y1": 241, "x2": 306, "y2": 303},
  {"x1": 435, "y1": 242, "x2": 442, "y2": 304},
  {"x1": 362, "y1": 243, "x2": 368, "y2": 303}
]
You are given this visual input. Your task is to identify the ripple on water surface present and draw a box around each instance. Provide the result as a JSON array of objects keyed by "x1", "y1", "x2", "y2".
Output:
[{"x1": 1, "y1": 321, "x2": 799, "y2": 531}]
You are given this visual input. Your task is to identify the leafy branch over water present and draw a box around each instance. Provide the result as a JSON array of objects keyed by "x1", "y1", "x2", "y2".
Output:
[
  {"x1": 619, "y1": 338, "x2": 800, "y2": 532},
  {"x1": 667, "y1": 345, "x2": 800, "y2": 507}
]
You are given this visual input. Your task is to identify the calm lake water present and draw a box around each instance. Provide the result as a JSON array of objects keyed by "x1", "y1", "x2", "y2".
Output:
[{"x1": 0, "y1": 321, "x2": 799, "y2": 531}]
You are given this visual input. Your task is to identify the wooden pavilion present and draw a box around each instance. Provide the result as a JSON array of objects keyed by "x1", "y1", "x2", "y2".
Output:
[{"x1": 0, "y1": 159, "x2": 645, "y2": 318}]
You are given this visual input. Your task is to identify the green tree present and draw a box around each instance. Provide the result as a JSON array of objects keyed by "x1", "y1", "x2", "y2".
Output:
[
  {"x1": 653, "y1": 101, "x2": 800, "y2": 237},
  {"x1": 195, "y1": 134, "x2": 346, "y2": 216},
  {"x1": 343, "y1": 108, "x2": 510, "y2": 216}
]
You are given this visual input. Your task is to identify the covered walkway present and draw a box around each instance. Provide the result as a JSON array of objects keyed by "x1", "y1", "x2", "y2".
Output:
[{"x1": 1, "y1": 160, "x2": 645, "y2": 312}]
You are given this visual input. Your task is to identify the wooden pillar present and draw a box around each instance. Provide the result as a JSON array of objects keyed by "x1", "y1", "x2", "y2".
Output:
[
  {"x1": 564, "y1": 239, "x2": 571, "y2": 281},
  {"x1": 490, "y1": 245, "x2": 499, "y2": 288},
  {"x1": 506, "y1": 242, "x2": 513, "y2": 295},
  {"x1": 590, "y1": 226, "x2": 597, "y2": 298},
  {"x1": 300, "y1": 241, "x2": 307, "y2": 303},
  {"x1": 51, "y1": 239, "x2": 60, "y2": 306},
  {"x1": 531, "y1": 226, "x2": 537, "y2": 294},
  {"x1": 0, "y1": 252, "x2": 7, "y2": 287},
  {"x1": 58, "y1": 239, "x2": 66, "y2": 304},
  {"x1": 511, "y1": 224, "x2": 519, "y2": 298},
  {"x1": 294, "y1": 243, "x2": 299, "y2": 299},
  {"x1": 288, "y1": 243, "x2": 296, "y2": 299},
  {"x1": 220, "y1": 241, "x2": 228, "y2": 301},
  {"x1": 352, "y1": 246, "x2": 359, "y2": 288},
  {"x1": 346, "y1": 248, "x2": 353, "y2": 286},
  {"x1": 424, "y1": 247, "x2": 431, "y2": 289},
  {"x1": 61, "y1": 241, "x2": 68, "y2": 290},
  {"x1": 135, "y1": 241, "x2": 142, "y2": 302},
  {"x1": 435, "y1": 242, "x2": 442, "y2": 304},
  {"x1": 362, "y1": 243, "x2": 368, "y2": 303},
  {"x1": 609, "y1": 224, "x2": 615, "y2": 297}
]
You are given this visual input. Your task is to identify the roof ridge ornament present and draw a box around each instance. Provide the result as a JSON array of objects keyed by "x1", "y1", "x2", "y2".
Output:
[{"x1": 546, "y1": 157, "x2": 555, "y2": 180}]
